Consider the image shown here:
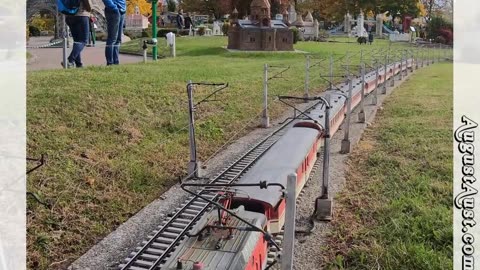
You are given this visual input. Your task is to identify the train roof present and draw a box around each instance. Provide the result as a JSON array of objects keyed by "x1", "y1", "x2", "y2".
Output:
[
  {"x1": 235, "y1": 127, "x2": 319, "y2": 207},
  {"x1": 163, "y1": 208, "x2": 266, "y2": 270}
]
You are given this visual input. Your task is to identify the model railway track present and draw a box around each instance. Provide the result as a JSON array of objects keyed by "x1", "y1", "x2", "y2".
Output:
[
  {"x1": 119, "y1": 58, "x2": 420, "y2": 270},
  {"x1": 119, "y1": 120, "x2": 297, "y2": 270}
]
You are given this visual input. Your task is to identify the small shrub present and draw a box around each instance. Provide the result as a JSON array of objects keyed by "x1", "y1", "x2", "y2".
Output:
[
  {"x1": 319, "y1": 29, "x2": 329, "y2": 40},
  {"x1": 439, "y1": 28, "x2": 453, "y2": 44},
  {"x1": 357, "y1": 36, "x2": 367, "y2": 44},
  {"x1": 178, "y1": 29, "x2": 190, "y2": 36},
  {"x1": 290, "y1": 27, "x2": 299, "y2": 44},
  {"x1": 157, "y1": 28, "x2": 178, "y2": 37},
  {"x1": 426, "y1": 16, "x2": 453, "y2": 40},
  {"x1": 29, "y1": 25, "x2": 40, "y2": 37},
  {"x1": 124, "y1": 30, "x2": 142, "y2": 40},
  {"x1": 435, "y1": 35, "x2": 446, "y2": 44},
  {"x1": 141, "y1": 30, "x2": 151, "y2": 38},
  {"x1": 198, "y1": 26, "x2": 206, "y2": 36},
  {"x1": 222, "y1": 22, "x2": 230, "y2": 35}
]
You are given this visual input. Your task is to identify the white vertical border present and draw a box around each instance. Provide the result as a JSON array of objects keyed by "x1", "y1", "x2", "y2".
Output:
[
  {"x1": 0, "y1": 0, "x2": 27, "y2": 269},
  {"x1": 454, "y1": 1, "x2": 480, "y2": 270}
]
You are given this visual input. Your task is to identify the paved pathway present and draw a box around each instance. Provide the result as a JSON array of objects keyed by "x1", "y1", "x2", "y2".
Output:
[{"x1": 27, "y1": 37, "x2": 143, "y2": 71}]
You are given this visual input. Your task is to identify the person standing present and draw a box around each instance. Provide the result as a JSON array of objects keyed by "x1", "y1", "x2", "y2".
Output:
[
  {"x1": 64, "y1": 0, "x2": 93, "y2": 68},
  {"x1": 102, "y1": 0, "x2": 126, "y2": 65},
  {"x1": 176, "y1": 10, "x2": 184, "y2": 30},
  {"x1": 184, "y1": 13, "x2": 193, "y2": 30},
  {"x1": 88, "y1": 15, "x2": 97, "y2": 47}
]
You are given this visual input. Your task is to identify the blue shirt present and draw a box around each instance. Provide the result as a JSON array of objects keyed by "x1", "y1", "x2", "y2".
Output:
[{"x1": 102, "y1": 0, "x2": 126, "y2": 13}]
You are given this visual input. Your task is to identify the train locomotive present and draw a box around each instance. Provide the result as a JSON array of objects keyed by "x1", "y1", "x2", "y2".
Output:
[{"x1": 123, "y1": 59, "x2": 415, "y2": 270}]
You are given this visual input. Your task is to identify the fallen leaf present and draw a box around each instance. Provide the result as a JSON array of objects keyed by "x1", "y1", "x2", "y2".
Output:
[{"x1": 85, "y1": 176, "x2": 95, "y2": 186}]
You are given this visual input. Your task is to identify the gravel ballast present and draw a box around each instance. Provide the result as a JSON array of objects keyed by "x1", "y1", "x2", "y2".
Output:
[{"x1": 69, "y1": 66, "x2": 418, "y2": 270}]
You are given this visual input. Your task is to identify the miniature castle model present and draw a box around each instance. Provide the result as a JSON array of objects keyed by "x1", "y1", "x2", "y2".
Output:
[
  {"x1": 292, "y1": 11, "x2": 319, "y2": 40},
  {"x1": 227, "y1": 0, "x2": 294, "y2": 51},
  {"x1": 125, "y1": 5, "x2": 149, "y2": 30}
]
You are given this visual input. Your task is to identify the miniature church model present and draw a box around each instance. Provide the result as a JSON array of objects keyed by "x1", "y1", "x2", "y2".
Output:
[{"x1": 227, "y1": 0, "x2": 294, "y2": 51}]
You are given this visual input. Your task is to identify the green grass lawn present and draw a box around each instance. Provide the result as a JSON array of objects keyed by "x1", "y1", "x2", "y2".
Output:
[
  {"x1": 120, "y1": 35, "x2": 408, "y2": 58},
  {"x1": 26, "y1": 36, "x2": 449, "y2": 269},
  {"x1": 322, "y1": 63, "x2": 453, "y2": 270}
]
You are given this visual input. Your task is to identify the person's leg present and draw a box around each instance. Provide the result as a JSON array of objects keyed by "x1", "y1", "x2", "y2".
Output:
[
  {"x1": 91, "y1": 24, "x2": 96, "y2": 46},
  {"x1": 68, "y1": 16, "x2": 89, "y2": 67},
  {"x1": 113, "y1": 13, "x2": 125, "y2": 65},
  {"x1": 105, "y1": 10, "x2": 120, "y2": 65},
  {"x1": 65, "y1": 16, "x2": 77, "y2": 65},
  {"x1": 87, "y1": 22, "x2": 92, "y2": 46},
  {"x1": 74, "y1": 16, "x2": 89, "y2": 67}
]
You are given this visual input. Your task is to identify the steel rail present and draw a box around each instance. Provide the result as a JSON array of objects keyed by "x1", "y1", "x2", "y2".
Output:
[{"x1": 119, "y1": 113, "x2": 307, "y2": 270}]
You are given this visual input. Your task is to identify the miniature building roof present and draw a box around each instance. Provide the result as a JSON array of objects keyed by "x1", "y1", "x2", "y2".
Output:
[
  {"x1": 251, "y1": 0, "x2": 271, "y2": 9},
  {"x1": 232, "y1": 7, "x2": 238, "y2": 14},
  {"x1": 305, "y1": 11, "x2": 313, "y2": 22},
  {"x1": 293, "y1": 13, "x2": 304, "y2": 26},
  {"x1": 237, "y1": 19, "x2": 289, "y2": 29}
]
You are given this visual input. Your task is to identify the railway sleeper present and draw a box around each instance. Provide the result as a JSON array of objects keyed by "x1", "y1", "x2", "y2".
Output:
[
  {"x1": 187, "y1": 205, "x2": 206, "y2": 211},
  {"x1": 138, "y1": 252, "x2": 161, "y2": 262},
  {"x1": 118, "y1": 265, "x2": 147, "y2": 270},
  {"x1": 164, "y1": 227, "x2": 184, "y2": 234},
  {"x1": 223, "y1": 174, "x2": 238, "y2": 179},
  {"x1": 159, "y1": 231, "x2": 181, "y2": 239},
  {"x1": 154, "y1": 238, "x2": 175, "y2": 246},
  {"x1": 191, "y1": 201, "x2": 209, "y2": 207},
  {"x1": 144, "y1": 247, "x2": 170, "y2": 256},
  {"x1": 146, "y1": 241, "x2": 172, "y2": 250},
  {"x1": 179, "y1": 213, "x2": 198, "y2": 219},
  {"x1": 182, "y1": 208, "x2": 201, "y2": 215},
  {"x1": 131, "y1": 259, "x2": 154, "y2": 268}
]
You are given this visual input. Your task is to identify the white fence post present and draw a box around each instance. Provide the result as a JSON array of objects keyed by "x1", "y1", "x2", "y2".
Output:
[
  {"x1": 262, "y1": 64, "x2": 270, "y2": 128},
  {"x1": 282, "y1": 173, "x2": 297, "y2": 270}
]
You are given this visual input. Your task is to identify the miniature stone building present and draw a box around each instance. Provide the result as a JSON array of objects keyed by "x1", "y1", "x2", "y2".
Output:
[
  {"x1": 292, "y1": 11, "x2": 319, "y2": 40},
  {"x1": 227, "y1": 0, "x2": 294, "y2": 51}
]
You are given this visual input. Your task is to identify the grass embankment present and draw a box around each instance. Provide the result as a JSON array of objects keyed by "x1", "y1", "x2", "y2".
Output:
[
  {"x1": 323, "y1": 63, "x2": 453, "y2": 269},
  {"x1": 26, "y1": 36, "x2": 413, "y2": 269}
]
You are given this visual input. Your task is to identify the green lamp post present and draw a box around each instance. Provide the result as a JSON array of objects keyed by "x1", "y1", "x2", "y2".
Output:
[{"x1": 152, "y1": 0, "x2": 158, "y2": 60}]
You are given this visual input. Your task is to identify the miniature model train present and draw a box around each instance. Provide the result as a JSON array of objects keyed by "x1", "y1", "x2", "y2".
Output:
[{"x1": 123, "y1": 59, "x2": 416, "y2": 270}]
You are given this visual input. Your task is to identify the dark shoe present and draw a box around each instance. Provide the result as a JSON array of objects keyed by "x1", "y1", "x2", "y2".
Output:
[{"x1": 61, "y1": 61, "x2": 75, "y2": 68}]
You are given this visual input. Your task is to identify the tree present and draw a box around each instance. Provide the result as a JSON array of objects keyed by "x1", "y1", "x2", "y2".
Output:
[
  {"x1": 126, "y1": 0, "x2": 152, "y2": 15},
  {"x1": 380, "y1": 1, "x2": 420, "y2": 16},
  {"x1": 421, "y1": 0, "x2": 452, "y2": 21},
  {"x1": 180, "y1": 0, "x2": 233, "y2": 19},
  {"x1": 426, "y1": 16, "x2": 453, "y2": 41},
  {"x1": 271, "y1": 0, "x2": 281, "y2": 17},
  {"x1": 295, "y1": 0, "x2": 422, "y2": 22},
  {"x1": 167, "y1": 0, "x2": 176, "y2": 12}
]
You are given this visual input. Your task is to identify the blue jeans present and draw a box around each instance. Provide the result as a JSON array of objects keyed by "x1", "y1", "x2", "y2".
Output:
[
  {"x1": 66, "y1": 16, "x2": 89, "y2": 67},
  {"x1": 105, "y1": 9, "x2": 125, "y2": 65}
]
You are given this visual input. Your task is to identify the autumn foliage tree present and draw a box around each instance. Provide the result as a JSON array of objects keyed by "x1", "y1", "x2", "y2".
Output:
[
  {"x1": 296, "y1": 0, "x2": 423, "y2": 22},
  {"x1": 126, "y1": 0, "x2": 152, "y2": 15},
  {"x1": 181, "y1": 0, "x2": 233, "y2": 18}
]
